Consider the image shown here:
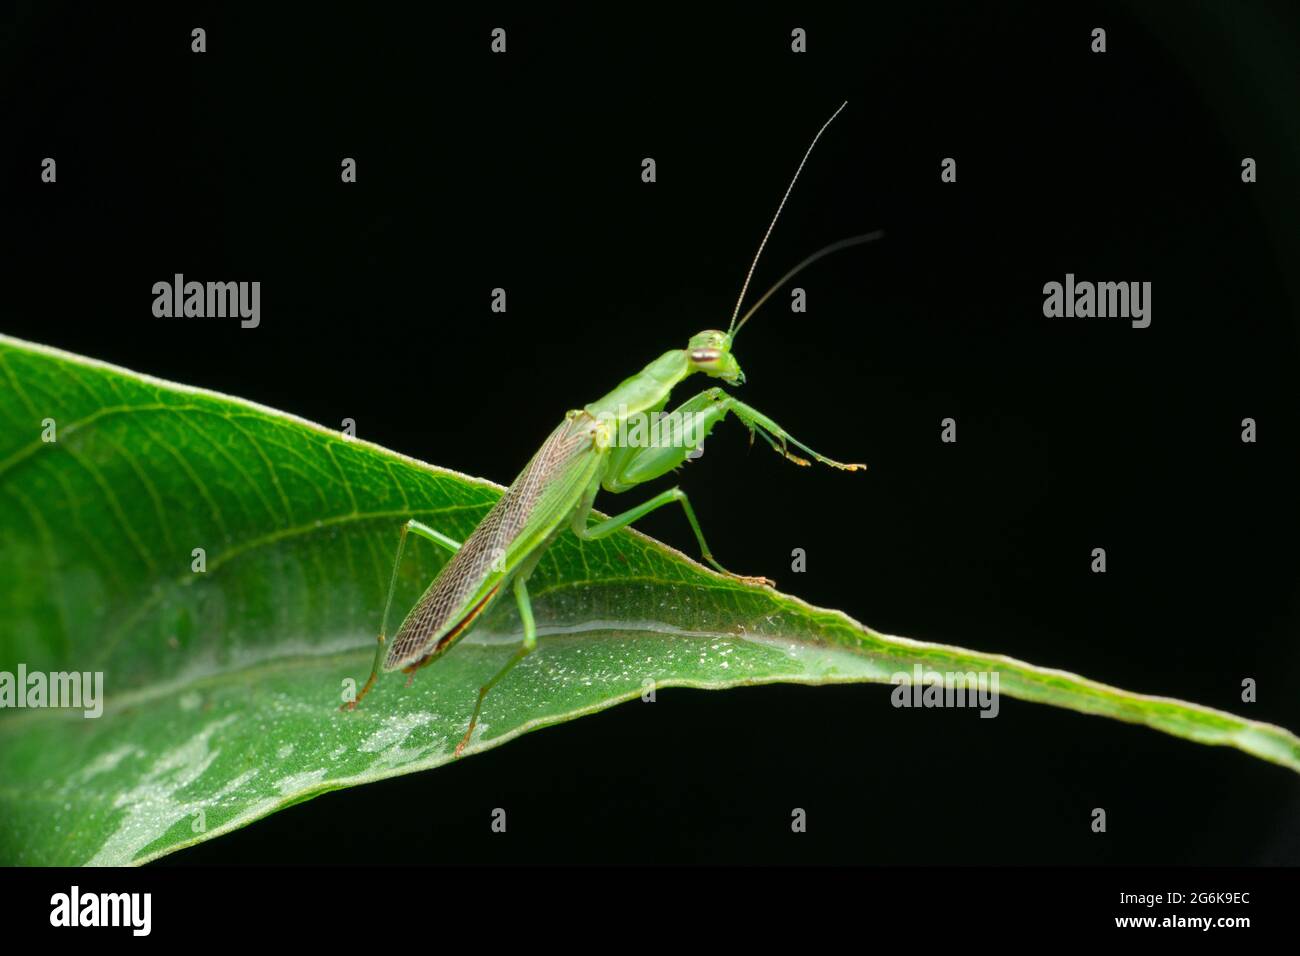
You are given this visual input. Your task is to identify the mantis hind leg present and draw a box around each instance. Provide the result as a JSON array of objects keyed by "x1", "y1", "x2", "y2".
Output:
[
  {"x1": 341, "y1": 519, "x2": 462, "y2": 712},
  {"x1": 455, "y1": 574, "x2": 537, "y2": 757}
]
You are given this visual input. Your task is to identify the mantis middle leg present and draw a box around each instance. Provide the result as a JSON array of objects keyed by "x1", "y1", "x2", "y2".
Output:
[{"x1": 453, "y1": 573, "x2": 538, "y2": 757}]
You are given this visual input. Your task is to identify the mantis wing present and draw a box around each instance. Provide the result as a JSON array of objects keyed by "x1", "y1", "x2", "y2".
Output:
[{"x1": 384, "y1": 412, "x2": 606, "y2": 670}]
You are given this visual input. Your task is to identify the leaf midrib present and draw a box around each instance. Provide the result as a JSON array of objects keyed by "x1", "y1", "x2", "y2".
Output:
[{"x1": 0, "y1": 561, "x2": 769, "y2": 727}]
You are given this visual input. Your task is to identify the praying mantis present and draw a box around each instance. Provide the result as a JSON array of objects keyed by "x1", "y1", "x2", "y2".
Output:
[{"x1": 341, "y1": 101, "x2": 882, "y2": 756}]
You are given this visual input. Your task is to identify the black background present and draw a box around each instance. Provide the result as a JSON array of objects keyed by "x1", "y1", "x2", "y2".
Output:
[{"x1": 4, "y1": 2, "x2": 1300, "y2": 866}]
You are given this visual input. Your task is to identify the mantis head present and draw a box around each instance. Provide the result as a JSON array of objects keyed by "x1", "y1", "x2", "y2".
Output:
[{"x1": 687, "y1": 329, "x2": 744, "y2": 386}]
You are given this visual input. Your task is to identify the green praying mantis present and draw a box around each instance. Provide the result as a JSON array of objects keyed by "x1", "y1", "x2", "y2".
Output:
[{"x1": 341, "y1": 101, "x2": 883, "y2": 756}]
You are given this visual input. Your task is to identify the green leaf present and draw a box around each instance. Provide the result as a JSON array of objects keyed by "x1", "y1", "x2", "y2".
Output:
[{"x1": 0, "y1": 333, "x2": 1296, "y2": 866}]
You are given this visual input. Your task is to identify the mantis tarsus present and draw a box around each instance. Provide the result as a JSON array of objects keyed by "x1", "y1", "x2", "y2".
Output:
[{"x1": 341, "y1": 101, "x2": 882, "y2": 756}]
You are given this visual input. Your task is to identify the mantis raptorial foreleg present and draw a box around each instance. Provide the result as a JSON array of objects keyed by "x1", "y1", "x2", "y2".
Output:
[
  {"x1": 455, "y1": 573, "x2": 538, "y2": 756},
  {"x1": 606, "y1": 387, "x2": 865, "y2": 493},
  {"x1": 721, "y1": 395, "x2": 866, "y2": 471},
  {"x1": 572, "y1": 386, "x2": 865, "y2": 585},
  {"x1": 341, "y1": 519, "x2": 462, "y2": 711}
]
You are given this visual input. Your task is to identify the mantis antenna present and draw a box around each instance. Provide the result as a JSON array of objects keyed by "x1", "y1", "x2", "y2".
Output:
[
  {"x1": 725, "y1": 100, "x2": 881, "y2": 340},
  {"x1": 730, "y1": 230, "x2": 884, "y2": 336}
]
